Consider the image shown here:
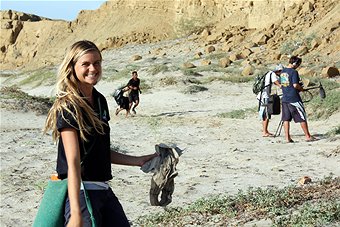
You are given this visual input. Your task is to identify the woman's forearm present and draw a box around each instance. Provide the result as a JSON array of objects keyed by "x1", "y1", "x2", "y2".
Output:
[
  {"x1": 61, "y1": 129, "x2": 82, "y2": 216},
  {"x1": 110, "y1": 151, "x2": 158, "y2": 167}
]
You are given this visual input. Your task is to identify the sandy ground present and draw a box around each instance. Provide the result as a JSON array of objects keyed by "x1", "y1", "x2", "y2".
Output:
[{"x1": 1, "y1": 40, "x2": 340, "y2": 226}]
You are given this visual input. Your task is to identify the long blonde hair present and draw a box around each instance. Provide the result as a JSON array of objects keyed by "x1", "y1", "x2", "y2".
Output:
[{"x1": 44, "y1": 40, "x2": 105, "y2": 141}]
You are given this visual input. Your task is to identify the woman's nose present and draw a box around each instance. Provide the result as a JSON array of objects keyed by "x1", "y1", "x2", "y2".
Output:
[{"x1": 89, "y1": 64, "x2": 97, "y2": 71}]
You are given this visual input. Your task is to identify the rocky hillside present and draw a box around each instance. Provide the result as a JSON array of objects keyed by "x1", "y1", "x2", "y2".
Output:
[{"x1": 0, "y1": 0, "x2": 339, "y2": 74}]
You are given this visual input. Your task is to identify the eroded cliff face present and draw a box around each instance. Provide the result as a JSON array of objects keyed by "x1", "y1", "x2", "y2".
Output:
[{"x1": 1, "y1": 0, "x2": 338, "y2": 71}]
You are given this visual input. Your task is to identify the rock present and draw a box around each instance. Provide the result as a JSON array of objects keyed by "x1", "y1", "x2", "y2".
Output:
[
  {"x1": 0, "y1": 45, "x2": 6, "y2": 53},
  {"x1": 252, "y1": 33, "x2": 268, "y2": 45},
  {"x1": 200, "y1": 28, "x2": 210, "y2": 38},
  {"x1": 205, "y1": 45, "x2": 215, "y2": 54},
  {"x1": 131, "y1": 55, "x2": 142, "y2": 61},
  {"x1": 272, "y1": 53, "x2": 282, "y2": 61},
  {"x1": 183, "y1": 62, "x2": 196, "y2": 68},
  {"x1": 293, "y1": 46, "x2": 308, "y2": 56},
  {"x1": 242, "y1": 65, "x2": 254, "y2": 76},
  {"x1": 240, "y1": 48, "x2": 252, "y2": 59},
  {"x1": 222, "y1": 43, "x2": 232, "y2": 52},
  {"x1": 310, "y1": 38, "x2": 320, "y2": 50},
  {"x1": 298, "y1": 176, "x2": 312, "y2": 185},
  {"x1": 302, "y1": 2, "x2": 314, "y2": 13},
  {"x1": 1, "y1": 21, "x2": 13, "y2": 29},
  {"x1": 218, "y1": 58, "x2": 231, "y2": 68},
  {"x1": 206, "y1": 33, "x2": 222, "y2": 43},
  {"x1": 229, "y1": 53, "x2": 240, "y2": 62},
  {"x1": 321, "y1": 66, "x2": 340, "y2": 78},
  {"x1": 299, "y1": 68, "x2": 316, "y2": 77},
  {"x1": 194, "y1": 52, "x2": 203, "y2": 59},
  {"x1": 201, "y1": 59, "x2": 211, "y2": 66}
]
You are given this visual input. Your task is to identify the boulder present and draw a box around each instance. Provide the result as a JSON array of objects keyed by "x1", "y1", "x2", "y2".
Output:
[
  {"x1": 205, "y1": 45, "x2": 215, "y2": 54},
  {"x1": 131, "y1": 55, "x2": 142, "y2": 61},
  {"x1": 321, "y1": 66, "x2": 339, "y2": 78},
  {"x1": 218, "y1": 58, "x2": 231, "y2": 68},
  {"x1": 194, "y1": 52, "x2": 203, "y2": 59},
  {"x1": 293, "y1": 46, "x2": 308, "y2": 56},
  {"x1": 240, "y1": 48, "x2": 252, "y2": 59},
  {"x1": 299, "y1": 68, "x2": 316, "y2": 77},
  {"x1": 242, "y1": 65, "x2": 254, "y2": 76},
  {"x1": 302, "y1": 2, "x2": 314, "y2": 13},
  {"x1": 183, "y1": 62, "x2": 196, "y2": 68},
  {"x1": 229, "y1": 53, "x2": 240, "y2": 62},
  {"x1": 252, "y1": 33, "x2": 268, "y2": 45},
  {"x1": 201, "y1": 59, "x2": 211, "y2": 66},
  {"x1": 298, "y1": 176, "x2": 312, "y2": 185}
]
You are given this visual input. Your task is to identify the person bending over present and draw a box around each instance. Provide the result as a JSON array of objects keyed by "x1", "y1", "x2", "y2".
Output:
[{"x1": 257, "y1": 64, "x2": 283, "y2": 137}]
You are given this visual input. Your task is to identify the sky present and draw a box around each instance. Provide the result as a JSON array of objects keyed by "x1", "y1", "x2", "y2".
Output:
[{"x1": 0, "y1": 0, "x2": 106, "y2": 21}]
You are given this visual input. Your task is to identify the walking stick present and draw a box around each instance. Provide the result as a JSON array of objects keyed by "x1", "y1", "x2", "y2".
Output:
[{"x1": 274, "y1": 120, "x2": 283, "y2": 138}]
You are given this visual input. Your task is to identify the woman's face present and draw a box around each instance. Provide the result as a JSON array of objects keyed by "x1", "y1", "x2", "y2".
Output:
[{"x1": 74, "y1": 51, "x2": 102, "y2": 86}]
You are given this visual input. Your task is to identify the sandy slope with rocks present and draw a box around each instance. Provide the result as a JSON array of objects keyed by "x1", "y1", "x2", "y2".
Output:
[{"x1": 1, "y1": 40, "x2": 340, "y2": 226}]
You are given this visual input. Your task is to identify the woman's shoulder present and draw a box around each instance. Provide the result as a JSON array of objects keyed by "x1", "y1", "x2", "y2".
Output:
[{"x1": 93, "y1": 88, "x2": 106, "y2": 99}]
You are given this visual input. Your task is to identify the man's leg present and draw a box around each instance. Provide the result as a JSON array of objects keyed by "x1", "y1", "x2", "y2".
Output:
[
  {"x1": 262, "y1": 118, "x2": 272, "y2": 136},
  {"x1": 132, "y1": 99, "x2": 139, "y2": 114},
  {"x1": 283, "y1": 121, "x2": 293, "y2": 142},
  {"x1": 300, "y1": 121, "x2": 312, "y2": 140}
]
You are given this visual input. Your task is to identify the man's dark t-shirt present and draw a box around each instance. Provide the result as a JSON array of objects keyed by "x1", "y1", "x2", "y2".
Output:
[
  {"x1": 280, "y1": 67, "x2": 302, "y2": 103},
  {"x1": 127, "y1": 78, "x2": 140, "y2": 95}
]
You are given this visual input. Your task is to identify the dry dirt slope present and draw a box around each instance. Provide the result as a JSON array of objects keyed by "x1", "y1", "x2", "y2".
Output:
[{"x1": 0, "y1": 0, "x2": 339, "y2": 72}]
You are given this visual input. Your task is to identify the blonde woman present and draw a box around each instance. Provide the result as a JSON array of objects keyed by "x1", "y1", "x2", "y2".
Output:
[{"x1": 44, "y1": 40, "x2": 157, "y2": 227}]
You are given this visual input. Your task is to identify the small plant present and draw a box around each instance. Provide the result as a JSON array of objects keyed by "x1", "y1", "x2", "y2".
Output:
[
  {"x1": 159, "y1": 76, "x2": 177, "y2": 86},
  {"x1": 280, "y1": 32, "x2": 318, "y2": 55},
  {"x1": 148, "y1": 64, "x2": 169, "y2": 75},
  {"x1": 306, "y1": 90, "x2": 340, "y2": 120},
  {"x1": 274, "y1": 201, "x2": 340, "y2": 226},
  {"x1": 182, "y1": 68, "x2": 201, "y2": 76},
  {"x1": 106, "y1": 68, "x2": 131, "y2": 82},
  {"x1": 105, "y1": 66, "x2": 140, "y2": 82},
  {"x1": 181, "y1": 85, "x2": 208, "y2": 94},
  {"x1": 175, "y1": 17, "x2": 208, "y2": 37},
  {"x1": 203, "y1": 74, "x2": 253, "y2": 84},
  {"x1": 205, "y1": 52, "x2": 229, "y2": 60},
  {"x1": 302, "y1": 77, "x2": 340, "y2": 119},
  {"x1": 136, "y1": 176, "x2": 340, "y2": 226},
  {"x1": 326, "y1": 125, "x2": 340, "y2": 136},
  {"x1": 18, "y1": 68, "x2": 56, "y2": 87},
  {"x1": 280, "y1": 40, "x2": 297, "y2": 55},
  {"x1": 139, "y1": 79, "x2": 152, "y2": 93},
  {"x1": 217, "y1": 107, "x2": 256, "y2": 119},
  {"x1": 0, "y1": 86, "x2": 54, "y2": 114}
]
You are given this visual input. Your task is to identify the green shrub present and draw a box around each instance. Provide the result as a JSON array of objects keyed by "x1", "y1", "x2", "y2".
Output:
[
  {"x1": 18, "y1": 68, "x2": 56, "y2": 87},
  {"x1": 159, "y1": 76, "x2": 177, "y2": 86},
  {"x1": 136, "y1": 177, "x2": 340, "y2": 226},
  {"x1": 217, "y1": 107, "x2": 256, "y2": 119},
  {"x1": 175, "y1": 17, "x2": 209, "y2": 37},
  {"x1": 139, "y1": 79, "x2": 152, "y2": 93},
  {"x1": 181, "y1": 85, "x2": 208, "y2": 94},
  {"x1": 203, "y1": 74, "x2": 253, "y2": 84},
  {"x1": 148, "y1": 64, "x2": 169, "y2": 75},
  {"x1": 280, "y1": 32, "x2": 317, "y2": 55}
]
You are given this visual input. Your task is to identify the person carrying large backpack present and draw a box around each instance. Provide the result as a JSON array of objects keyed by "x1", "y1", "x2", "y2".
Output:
[
  {"x1": 257, "y1": 64, "x2": 283, "y2": 137},
  {"x1": 115, "y1": 87, "x2": 131, "y2": 117}
]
